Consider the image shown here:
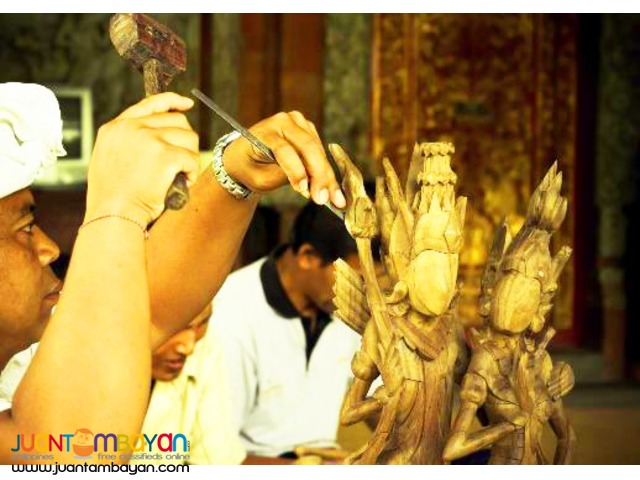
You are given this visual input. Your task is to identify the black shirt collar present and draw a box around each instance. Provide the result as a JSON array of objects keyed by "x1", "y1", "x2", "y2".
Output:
[{"x1": 260, "y1": 245, "x2": 299, "y2": 318}]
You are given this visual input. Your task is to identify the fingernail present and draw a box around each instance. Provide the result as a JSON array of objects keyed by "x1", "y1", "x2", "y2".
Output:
[
  {"x1": 298, "y1": 179, "x2": 309, "y2": 194},
  {"x1": 315, "y1": 188, "x2": 329, "y2": 205},
  {"x1": 333, "y1": 189, "x2": 346, "y2": 209}
]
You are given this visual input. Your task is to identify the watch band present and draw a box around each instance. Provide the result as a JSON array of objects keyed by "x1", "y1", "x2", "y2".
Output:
[{"x1": 212, "y1": 130, "x2": 254, "y2": 200}]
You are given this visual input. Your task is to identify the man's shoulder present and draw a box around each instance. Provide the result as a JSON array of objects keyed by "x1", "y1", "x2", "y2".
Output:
[
  {"x1": 216, "y1": 258, "x2": 266, "y2": 298},
  {"x1": 212, "y1": 258, "x2": 269, "y2": 331}
]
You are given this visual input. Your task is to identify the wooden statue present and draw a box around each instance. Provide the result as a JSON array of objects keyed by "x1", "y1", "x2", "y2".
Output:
[
  {"x1": 329, "y1": 142, "x2": 467, "y2": 464},
  {"x1": 443, "y1": 163, "x2": 577, "y2": 464}
]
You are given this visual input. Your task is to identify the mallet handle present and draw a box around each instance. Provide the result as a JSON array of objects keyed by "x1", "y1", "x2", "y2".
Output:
[{"x1": 143, "y1": 58, "x2": 190, "y2": 210}]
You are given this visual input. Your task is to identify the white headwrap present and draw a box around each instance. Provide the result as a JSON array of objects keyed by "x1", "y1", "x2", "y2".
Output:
[{"x1": 0, "y1": 82, "x2": 66, "y2": 199}]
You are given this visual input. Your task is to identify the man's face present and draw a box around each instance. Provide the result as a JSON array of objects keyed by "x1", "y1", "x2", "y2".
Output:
[
  {"x1": 151, "y1": 304, "x2": 212, "y2": 382},
  {"x1": 0, "y1": 189, "x2": 61, "y2": 349},
  {"x1": 298, "y1": 246, "x2": 360, "y2": 315}
]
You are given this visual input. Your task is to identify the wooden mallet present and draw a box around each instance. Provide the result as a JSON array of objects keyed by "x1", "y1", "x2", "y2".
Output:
[{"x1": 109, "y1": 13, "x2": 190, "y2": 210}]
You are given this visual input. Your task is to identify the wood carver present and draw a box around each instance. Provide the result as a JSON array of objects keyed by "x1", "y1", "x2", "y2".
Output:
[
  {"x1": 330, "y1": 142, "x2": 467, "y2": 464},
  {"x1": 443, "y1": 163, "x2": 577, "y2": 464}
]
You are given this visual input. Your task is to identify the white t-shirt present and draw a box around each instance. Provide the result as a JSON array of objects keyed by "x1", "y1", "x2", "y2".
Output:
[
  {"x1": 0, "y1": 343, "x2": 38, "y2": 411},
  {"x1": 212, "y1": 255, "x2": 362, "y2": 458}
]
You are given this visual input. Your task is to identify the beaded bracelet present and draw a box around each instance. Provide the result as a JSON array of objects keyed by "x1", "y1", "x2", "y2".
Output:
[{"x1": 79, "y1": 214, "x2": 149, "y2": 239}]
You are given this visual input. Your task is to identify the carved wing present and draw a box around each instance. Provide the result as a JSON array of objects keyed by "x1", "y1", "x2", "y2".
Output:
[{"x1": 333, "y1": 258, "x2": 370, "y2": 335}]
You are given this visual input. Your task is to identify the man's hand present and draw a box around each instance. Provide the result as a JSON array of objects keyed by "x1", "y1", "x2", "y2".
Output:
[
  {"x1": 222, "y1": 111, "x2": 346, "y2": 209},
  {"x1": 86, "y1": 93, "x2": 200, "y2": 226}
]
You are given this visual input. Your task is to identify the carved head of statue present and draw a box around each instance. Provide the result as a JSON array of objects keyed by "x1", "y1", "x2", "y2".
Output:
[
  {"x1": 488, "y1": 163, "x2": 570, "y2": 335},
  {"x1": 395, "y1": 143, "x2": 467, "y2": 317},
  {"x1": 491, "y1": 233, "x2": 549, "y2": 333}
]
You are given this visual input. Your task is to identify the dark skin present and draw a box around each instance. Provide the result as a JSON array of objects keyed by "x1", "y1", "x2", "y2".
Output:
[
  {"x1": 0, "y1": 191, "x2": 60, "y2": 367},
  {"x1": 277, "y1": 245, "x2": 360, "y2": 322}
]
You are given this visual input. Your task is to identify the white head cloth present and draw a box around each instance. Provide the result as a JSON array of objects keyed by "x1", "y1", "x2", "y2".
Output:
[{"x1": 0, "y1": 82, "x2": 66, "y2": 199}]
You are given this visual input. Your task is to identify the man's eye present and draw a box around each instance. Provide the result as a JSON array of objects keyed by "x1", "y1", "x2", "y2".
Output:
[{"x1": 21, "y1": 223, "x2": 35, "y2": 234}]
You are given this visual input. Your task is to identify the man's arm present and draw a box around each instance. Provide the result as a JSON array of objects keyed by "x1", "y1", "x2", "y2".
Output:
[
  {"x1": 147, "y1": 111, "x2": 346, "y2": 347},
  {"x1": 0, "y1": 93, "x2": 198, "y2": 464},
  {"x1": 147, "y1": 175, "x2": 258, "y2": 348},
  {"x1": 6, "y1": 220, "x2": 150, "y2": 464}
]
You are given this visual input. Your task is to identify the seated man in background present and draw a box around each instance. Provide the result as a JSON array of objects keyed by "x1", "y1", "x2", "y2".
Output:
[
  {"x1": 212, "y1": 202, "x2": 363, "y2": 461},
  {"x1": 131, "y1": 304, "x2": 246, "y2": 465},
  {"x1": 140, "y1": 304, "x2": 318, "y2": 465}
]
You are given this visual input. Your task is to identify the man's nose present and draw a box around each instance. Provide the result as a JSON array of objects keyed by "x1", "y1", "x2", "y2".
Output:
[
  {"x1": 33, "y1": 225, "x2": 60, "y2": 267},
  {"x1": 174, "y1": 330, "x2": 197, "y2": 357}
]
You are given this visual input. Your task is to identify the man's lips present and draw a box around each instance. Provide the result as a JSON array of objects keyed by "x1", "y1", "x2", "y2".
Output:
[
  {"x1": 44, "y1": 280, "x2": 64, "y2": 302},
  {"x1": 163, "y1": 357, "x2": 186, "y2": 371}
]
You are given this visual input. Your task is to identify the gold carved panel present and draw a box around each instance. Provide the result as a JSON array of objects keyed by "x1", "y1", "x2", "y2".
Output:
[{"x1": 372, "y1": 13, "x2": 577, "y2": 331}]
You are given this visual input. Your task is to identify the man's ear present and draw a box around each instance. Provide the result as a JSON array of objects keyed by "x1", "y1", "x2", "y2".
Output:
[{"x1": 296, "y1": 244, "x2": 323, "y2": 270}]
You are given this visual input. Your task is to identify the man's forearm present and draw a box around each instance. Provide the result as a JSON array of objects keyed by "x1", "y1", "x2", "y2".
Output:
[
  {"x1": 6, "y1": 221, "x2": 150, "y2": 464},
  {"x1": 146, "y1": 107, "x2": 347, "y2": 345},
  {"x1": 147, "y1": 170, "x2": 258, "y2": 347}
]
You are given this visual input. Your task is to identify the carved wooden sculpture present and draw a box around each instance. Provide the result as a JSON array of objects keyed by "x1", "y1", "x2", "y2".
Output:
[
  {"x1": 330, "y1": 142, "x2": 467, "y2": 464},
  {"x1": 443, "y1": 163, "x2": 577, "y2": 464}
]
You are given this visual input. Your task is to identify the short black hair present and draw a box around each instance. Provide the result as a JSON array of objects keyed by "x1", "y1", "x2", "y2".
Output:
[{"x1": 290, "y1": 202, "x2": 357, "y2": 264}]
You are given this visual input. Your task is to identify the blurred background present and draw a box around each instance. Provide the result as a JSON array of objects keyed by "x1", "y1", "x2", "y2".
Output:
[{"x1": 0, "y1": 13, "x2": 638, "y2": 463}]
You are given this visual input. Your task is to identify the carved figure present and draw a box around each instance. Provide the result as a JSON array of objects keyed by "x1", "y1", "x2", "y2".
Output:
[
  {"x1": 443, "y1": 163, "x2": 577, "y2": 464},
  {"x1": 330, "y1": 142, "x2": 467, "y2": 464}
]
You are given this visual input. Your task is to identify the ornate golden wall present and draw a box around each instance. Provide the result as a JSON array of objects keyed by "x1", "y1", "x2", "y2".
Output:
[{"x1": 372, "y1": 14, "x2": 577, "y2": 331}]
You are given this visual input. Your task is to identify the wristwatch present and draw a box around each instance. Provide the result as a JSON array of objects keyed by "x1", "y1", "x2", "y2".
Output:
[{"x1": 212, "y1": 130, "x2": 254, "y2": 200}]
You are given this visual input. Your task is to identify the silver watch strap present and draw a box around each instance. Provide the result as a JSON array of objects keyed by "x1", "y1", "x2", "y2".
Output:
[{"x1": 212, "y1": 131, "x2": 253, "y2": 199}]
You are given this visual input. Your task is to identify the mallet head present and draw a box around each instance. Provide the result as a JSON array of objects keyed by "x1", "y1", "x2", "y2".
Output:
[{"x1": 110, "y1": 13, "x2": 186, "y2": 94}]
